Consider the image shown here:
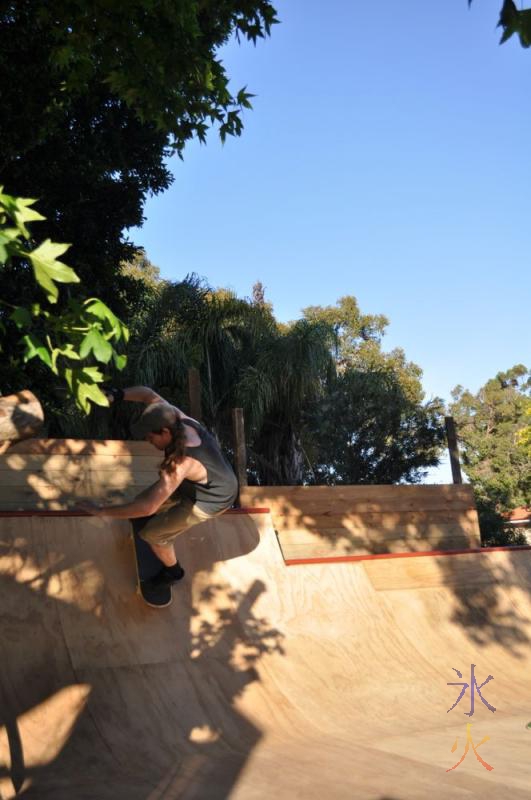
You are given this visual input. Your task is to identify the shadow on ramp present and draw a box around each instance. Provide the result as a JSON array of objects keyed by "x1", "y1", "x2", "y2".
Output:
[{"x1": 0, "y1": 512, "x2": 279, "y2": 799}]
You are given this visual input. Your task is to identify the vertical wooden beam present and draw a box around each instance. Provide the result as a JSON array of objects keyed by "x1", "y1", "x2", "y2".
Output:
[
  {"x1": 188, "y1": 368, "x2": 202, "y2": 421},
  {"x1": 445, "y1": 416, "x2": 463, "y2": 485},
  {"x1": 232, "y1": 408, "x2": 248, "y2": 494}
]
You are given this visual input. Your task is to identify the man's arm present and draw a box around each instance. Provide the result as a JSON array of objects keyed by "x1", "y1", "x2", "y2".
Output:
[
  {"x1": 121, "y1": 386, "x2": 164, "y2": 405},
  {"x1": 108, "y1": 385, "x2": 188, "y2": 419},
  {"x1": 78, "y1": 460, "x2": 193, "y2": 519}
]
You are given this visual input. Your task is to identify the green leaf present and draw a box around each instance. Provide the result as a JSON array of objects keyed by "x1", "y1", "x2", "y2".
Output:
[
  {"x1": 57, "y1": 343, "x2": 81, "y2": 360},
  {"x1": 79, "y1": 366, "x2": 105, "y2": 383},
  {"x1": 498, "y1": 0, "x2": 520, "y2": 44},
  {"x1": 0, "y1": 189, "x2": 45, "y2": 238},
  {"x1": 518, "y1": 9, "x2": 531, "y2": 47},
  {"x1": 28, "y1": 239, "x2": 78, "y2": 303},
  {"x1": 0, "y1": 237, "x2": 8, "y2": 265},
  {"x1": 79, "y1": 327, "x2": 113, "y2": 363},
  {"x1": 51, "y1": 343, "x2": 82, "y2": 372},
  {"x1": 69, "y1": 367, "x2": 109, "y2": 414},
  {"x1": 21, "y1": 334, "x2": 53, "y2": 368},
  {"x1": 78, "y1": 381, "x2": 109, "y2": 409},
  {"x1": 112, "y1": 352, "x2": 127, "y2": 371},
  {"x1": 84, "y1": 298, "x2": 129, "y2": 342},
  {"x1": 10, "y1": 307, "x2": 32, "y2": 329}
]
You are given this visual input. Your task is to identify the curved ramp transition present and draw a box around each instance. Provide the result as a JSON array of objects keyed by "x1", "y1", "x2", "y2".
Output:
[{"x1": 1, "y1": 445, "x2": 531, "y2": 799}]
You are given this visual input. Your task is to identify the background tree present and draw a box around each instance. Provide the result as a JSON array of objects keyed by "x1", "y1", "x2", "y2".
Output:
[
  {"x1": 450, "y1": 365, "x2": 531, "y2": 544},
  {"x1": 0, "y1": 1, "x2": 278, "y2": 313},
  {"x1": 236, "y1": 318, "x2": 335, "y2": 484},
  {"x1": 73, "y1": 279, "x2": 442, "y2": 486},
  {"x1": 519, "y1": 405, "x2": 531, "y2": 457},
  {"x1": 300, "y1": 298, "x2": 446, "y2": 484}
]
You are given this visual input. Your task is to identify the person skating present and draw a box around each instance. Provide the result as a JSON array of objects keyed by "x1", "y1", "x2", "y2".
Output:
[{"x1": 79, "y1": 385, "x2": 238, "y2": 588}]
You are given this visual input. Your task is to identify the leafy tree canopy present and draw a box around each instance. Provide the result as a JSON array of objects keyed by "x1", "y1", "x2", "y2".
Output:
[
  {"x1": 450, "y1": 365, "x2": 531, "y2": 543},
  {"x1": 301, "y1": 299, "x2": 445, "y2": 484},
  {"x1": 0, "y1": 1, "x2": 278, "y2": 309},
  {"x1": 49, "y1": 267, "x2": 444, "y2": 487},
  {"x1": 1, "y1": 0, "x2": 278, "y2": 152}
]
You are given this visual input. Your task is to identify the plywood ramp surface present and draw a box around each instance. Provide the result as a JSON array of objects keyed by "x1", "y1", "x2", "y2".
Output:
[{"x1": 1, "y1": 444, "x2": 530, "y2": 799}]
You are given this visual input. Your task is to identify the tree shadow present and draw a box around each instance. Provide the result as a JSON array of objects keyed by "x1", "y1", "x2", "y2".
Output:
[
  {"x1": 0, "y1": 510, "x2": 282, "y2": 799},
  {"x1": 245, "y1": 487, "x2": 531, "y2": 661}
]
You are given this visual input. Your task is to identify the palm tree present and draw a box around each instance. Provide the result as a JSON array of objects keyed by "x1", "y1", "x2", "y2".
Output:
[{"x1": 235, "y1": 319, "x2": 335, "y2": 484}]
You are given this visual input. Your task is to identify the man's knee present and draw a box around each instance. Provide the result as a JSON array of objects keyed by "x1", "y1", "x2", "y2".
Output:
[{"x1": 138, "y1": 526, "x2": 178, "y2": 548}]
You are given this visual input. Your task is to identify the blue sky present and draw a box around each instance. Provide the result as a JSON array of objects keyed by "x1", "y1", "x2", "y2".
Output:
[{"x1": 131, "y1": 0, "x2": 530, "y2": 478}]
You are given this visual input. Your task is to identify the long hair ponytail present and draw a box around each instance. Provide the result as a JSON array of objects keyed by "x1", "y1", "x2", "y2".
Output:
[{"x1": 159, "y1": 419, "x2": 187, "y2": 476}]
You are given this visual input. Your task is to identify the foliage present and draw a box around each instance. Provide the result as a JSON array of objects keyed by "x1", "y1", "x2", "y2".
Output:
[
  {"x1": 304, "y1": 369, "x2": 445, "y2": 485},
  {"x1": 450, "y1": 365, "x2": 531, "y2": 544},
  {"x1": 19, "y1": 0, "x2": 278, "y2": 149},
  {"x1": 47, "y1": 259, "x2": 446, "y2": 486},
  {"x1": 0, "y1": 1, "x2": 278, "y2": 312},
  {"x1": 300, "y1": 299, "x2": 446, "y2": 484},
  {"x1": 518, "y1": 404, "x2": 531, "y2": 457},
  {"x1": 236, "y1": 318, "x2": 336, "y2": 484},
  {"x1": 71, "y1": 274, "x2": 443, "y2": 486},
  {"x1": 0, "y1": 189, "x2": 128, "y2": 412},
  {"x1": 470, "y1": 0, "x2": 531, "y2": 48}
]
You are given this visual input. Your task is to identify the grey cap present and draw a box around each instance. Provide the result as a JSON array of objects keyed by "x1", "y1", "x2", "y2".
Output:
[{"x1": 131, "y1": 403, "x2": 179, "y2": 439}]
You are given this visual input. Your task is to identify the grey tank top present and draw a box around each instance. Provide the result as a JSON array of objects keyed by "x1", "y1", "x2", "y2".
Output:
[{"x1": 172, "y1": 418, "x2": 238, "y2": 514}]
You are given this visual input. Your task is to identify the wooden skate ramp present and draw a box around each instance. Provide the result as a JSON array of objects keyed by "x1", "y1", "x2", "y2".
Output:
[{"x1": 1, "y1": 443, "x2": 531, "y2": 799}]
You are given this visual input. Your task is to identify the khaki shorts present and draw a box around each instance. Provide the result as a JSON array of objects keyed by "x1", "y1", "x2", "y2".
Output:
[{"x1": 135, "y1": 495, "x2": 225, "y2": 547}]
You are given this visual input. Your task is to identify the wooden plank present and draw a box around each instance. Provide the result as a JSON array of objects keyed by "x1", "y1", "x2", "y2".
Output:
[
  {"x1": 445, "y1": 416, "x2": 463, "y2": 484},
  {"x1": 240, "y1": 484, "x2": 476, "y2": 514},
  {"x1": 5, "y1": 438, "x2": 156, "y2": 455},
  {"x1": 273, "y1": 510, "x2": 479, "y2": 534},
  {"x1": 255, "y1": 495, "x2": 474, "y2": 515},
  {"x1": 232, "y1": 408, "x2": 248, "y2": 490},
  {"x1": 278, "y1": 533, "x2": 480, "y2": 561},
  {"x1": 0, "y1": 454, "x2": 160, "y2": 470},
  {"x1": 241, "y1": 484, "x2": 475, "y2": 500},
  {"x1": 0, "y1": 470, "x2": 159, "y2": 487},
  {"x1": 0, "y1": 491, "x2": 138, "y2": 511},
  {"x1": 277, "y1": 524, "x2": 480, "y2": 547},
  {"x1": 0, "y1": 482, "x2": 137, "y2": 500}
]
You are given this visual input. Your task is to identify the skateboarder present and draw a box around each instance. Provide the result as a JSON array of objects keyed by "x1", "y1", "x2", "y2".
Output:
[{"x1": 78, "y1": 386, "x2": 239, "y2": 590}]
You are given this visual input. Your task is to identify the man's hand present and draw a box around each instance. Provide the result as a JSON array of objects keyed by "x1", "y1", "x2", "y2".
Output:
[
  {"x1": 103, "y1": 387, "x2": 124, "y2": 404},
  {"x1": 77, "y1": 500, "x2": 105, "y2": 516}
]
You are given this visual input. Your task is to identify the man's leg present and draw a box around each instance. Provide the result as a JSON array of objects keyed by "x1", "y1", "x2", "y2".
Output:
[
  {"x1": 139, "y1": 498, "x2": 207, "y2": 564},
  {"x1": 149, "y1": 542, "x2": 178, "y2": 567}
]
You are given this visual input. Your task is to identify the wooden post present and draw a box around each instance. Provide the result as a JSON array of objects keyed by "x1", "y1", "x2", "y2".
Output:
[
  {"x1": 0, "y1": 390, "x2": 44, "y2": 443},
  {"x1": 232, "y1": 408, "x2": 248, "y2": 494},
  {"x1": 445, "y1": 416, "x2": 463, "y2": 485},
  {"x1": 188, "y1": 368, "x2": 202, "y2": 421}
]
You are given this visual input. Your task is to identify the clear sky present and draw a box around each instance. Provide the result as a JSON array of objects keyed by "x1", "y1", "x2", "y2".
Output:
[{"x1": 131, "y1": 0, "x2": 530, "y2": 479}]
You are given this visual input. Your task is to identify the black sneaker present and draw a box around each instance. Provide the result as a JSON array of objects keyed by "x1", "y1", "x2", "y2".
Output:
[{"x1": 147, "y1": 563, "x2": 185, "y2": 588}]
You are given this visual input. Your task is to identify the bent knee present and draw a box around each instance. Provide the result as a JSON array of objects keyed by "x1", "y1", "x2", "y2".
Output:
[{"x1": 138, "y1": 528, "x2": 176, "y2": 548}]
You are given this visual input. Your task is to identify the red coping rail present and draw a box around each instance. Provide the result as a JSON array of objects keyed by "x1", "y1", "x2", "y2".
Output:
[
  {"x1": 284, "y1": 544, "x2": 531, "y2": 566},
  {"x1": 1, "y1": 506, "x2": 530, "y2": 566},
  {"x1": 0, "y1": 507, "x2": 270, "y2": 517}
]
